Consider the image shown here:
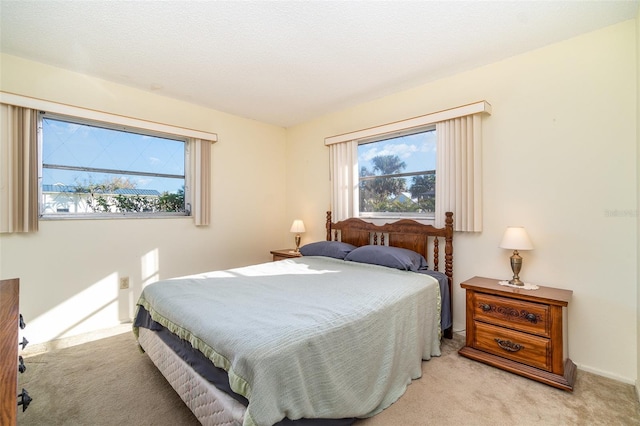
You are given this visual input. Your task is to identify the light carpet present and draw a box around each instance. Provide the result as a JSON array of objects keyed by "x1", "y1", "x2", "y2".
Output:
[{"x1": 17, "y1": 331, "x2": 640, "y2": 425}]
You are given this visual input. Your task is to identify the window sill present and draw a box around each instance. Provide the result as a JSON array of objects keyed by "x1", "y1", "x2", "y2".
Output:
[
  {"x1": 40, "y1": 213, "x2": 190, "y2": 221},
  {"x1": 357, "y1": 214, "x2": 435, "y2": 225}
]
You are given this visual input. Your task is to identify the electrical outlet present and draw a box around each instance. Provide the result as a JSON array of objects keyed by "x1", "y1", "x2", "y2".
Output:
[{"x1": 119, "y1": 277, "x2": 129, "y2": 290}]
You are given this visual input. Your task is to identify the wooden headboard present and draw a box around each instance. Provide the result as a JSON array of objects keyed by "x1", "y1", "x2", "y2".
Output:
[
  {"x1": 325, "y1": 211, "x2": 454, "y2": 338},
  {"x1": 326, "y1": 211, "x2": 453, "y2": 281}
]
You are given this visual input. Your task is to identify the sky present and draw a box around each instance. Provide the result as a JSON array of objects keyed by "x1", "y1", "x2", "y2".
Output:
[
  {"x1": 358, "y1": 130, "x2": 436, "y2": 175},
  {"x1": 42, "y1": 117, "x2": 185, "y2": 194},
  {"x1": 42, "y1": 118, "x2": 434, "y2": 196}
]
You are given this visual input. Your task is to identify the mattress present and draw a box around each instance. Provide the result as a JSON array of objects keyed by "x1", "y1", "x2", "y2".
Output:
[{"x1": 138, "y1": 326, "x2": 246, "y2": 425}]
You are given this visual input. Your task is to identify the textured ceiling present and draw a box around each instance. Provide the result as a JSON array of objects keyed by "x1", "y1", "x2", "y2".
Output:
[{"x1": 1, "y1": 1, "x2": 638, "y2": 127}]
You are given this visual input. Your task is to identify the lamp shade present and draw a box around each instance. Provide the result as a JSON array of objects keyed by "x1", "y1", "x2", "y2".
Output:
[
  {"x1": 290, "y1": 220, "x2": 306, "y2": 233},
  {"x1": 499, "y1": 227, "x2": 533, "y2": 250}
]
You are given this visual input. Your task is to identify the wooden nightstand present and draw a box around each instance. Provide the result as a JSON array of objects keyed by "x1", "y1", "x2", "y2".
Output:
[
  {"x1": 458, "y1": 276, "x2": 576, "y2": 391},
  {"x1": 270, "y1": 249, "x2": 302, "y2": 261}
]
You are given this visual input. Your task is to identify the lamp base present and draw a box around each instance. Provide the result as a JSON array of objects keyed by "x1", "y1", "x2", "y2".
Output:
[
  {"x1": 509, "y1": 250, "x2": 524, "y2": 286},
  {"x1": 508, "y1": 278, "x2": 524, "y2": 286}
]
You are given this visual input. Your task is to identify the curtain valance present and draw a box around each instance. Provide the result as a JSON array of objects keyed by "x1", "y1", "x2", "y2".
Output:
[
  {"x1": 0, "y1": 92, "x2": 218, "y2": 142},
  {"x1": 325, "y1": 101, "x2": 490, "y2": 146}
]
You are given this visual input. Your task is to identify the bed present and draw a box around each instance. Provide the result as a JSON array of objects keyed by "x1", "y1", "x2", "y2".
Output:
[{"x1": 133, "y1": 211, "x2": 454, "y2": 426}]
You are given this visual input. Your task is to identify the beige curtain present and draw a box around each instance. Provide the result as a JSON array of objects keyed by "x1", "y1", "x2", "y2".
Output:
[
  {"x1": 193, "y1": 138, "x2": 212, "y2": 226},
  {"x1": 435, "y1": 114, "x2": 483, "y2": 232},
  {"x1": 0, "y1": 104, "x2": 39, "y2": 233},
  {"x1": 329, "y1": 140, "x2": 358, "y2": 221}
]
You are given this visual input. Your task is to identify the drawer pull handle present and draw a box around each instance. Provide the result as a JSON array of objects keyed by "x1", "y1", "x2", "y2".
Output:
[
  {"x1": 18, "y1": 388, "x2": 32, "y2": 412},
  {"x1": 524, "y1": 313, "x2": 538, "y2": 323},
  {"x1": 495, "y1": 338, "x2": 524, "y2": 353},
  {"x1": 480, "y1": 303, "x2": 491, "y2": 312}
]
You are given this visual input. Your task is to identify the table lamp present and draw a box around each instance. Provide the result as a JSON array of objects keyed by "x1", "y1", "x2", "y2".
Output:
[
  {"x1": 290, "y1": 220, "x2": 306, "y2": 252},
  {"x1": 499, "y1": 226, "x2": 533, "y2": 286}
]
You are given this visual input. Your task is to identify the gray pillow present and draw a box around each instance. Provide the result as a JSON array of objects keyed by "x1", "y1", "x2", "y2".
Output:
[
  {"x1": 299, "y1": 241, "x2": 357, "y2": 260},
  {"x1": 344, "y1": 245, "x2": 428, "y2": 271}
]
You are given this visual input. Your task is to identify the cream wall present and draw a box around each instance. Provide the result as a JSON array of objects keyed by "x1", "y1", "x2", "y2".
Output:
[
  {"x1": 636, "y1": 6, "x2": 640, "y2": 399},
  {"x1": 287, "y1": 21, "x2": 638, "y2": 383},
  {"x1": 0, "y1": 54, "x2": 288, "y2": 346}
]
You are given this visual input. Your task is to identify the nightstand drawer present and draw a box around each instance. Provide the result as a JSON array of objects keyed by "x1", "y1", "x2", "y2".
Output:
[
  {"x1": 474, "y1": 293, "x2": 550, "y2": 337},
  {"x1": 474, "y1": 322, "x2": 551, "y2": 371}
]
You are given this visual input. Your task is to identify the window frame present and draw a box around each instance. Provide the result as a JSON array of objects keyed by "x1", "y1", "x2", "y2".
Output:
[
  {"x1": 357, "y1": 125, "x2": 436, "y2": 221},
  {"x1": 38, "y1": 112, "x2": 192, "y2": 220}
]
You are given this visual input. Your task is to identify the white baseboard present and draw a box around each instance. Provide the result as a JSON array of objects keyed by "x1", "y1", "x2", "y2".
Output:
[
  {"x1": 22, "y1": 322, "x2": 132, "y2": 357},
  {"x1": 576, "y1": 363, "x2": 636, "y2": 386}
]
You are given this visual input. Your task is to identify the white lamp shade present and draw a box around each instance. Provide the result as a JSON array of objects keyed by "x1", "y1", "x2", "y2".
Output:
[
  {"x1": 290, "y1": 220, "x2": 306, "y2": 233},
  {"x1": 499, "y1": 227, "x2": 533, "y2": 250}
]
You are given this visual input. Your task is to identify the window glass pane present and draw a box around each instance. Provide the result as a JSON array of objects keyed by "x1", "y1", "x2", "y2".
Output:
[
  {"x1": 358, "y1": 129, "x2": 435, "y2": 218},
  {"x1": 41, "y1": 116, "x2": 187, "y2": 216}
]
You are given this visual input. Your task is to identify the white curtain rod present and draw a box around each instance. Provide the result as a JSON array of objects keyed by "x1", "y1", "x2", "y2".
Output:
[
  {"x1": 0, "y1": 91, "x2": 218, "y2": 142},
  {"x1": 324, "y1": 100, "x2": 491, "y2": 146}
]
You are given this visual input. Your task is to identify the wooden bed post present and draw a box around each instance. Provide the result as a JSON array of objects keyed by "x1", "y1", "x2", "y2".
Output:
[
  {"x1": 325, "y1": 211, "x2": 332, "y2": 241},
  {"x1": 443, "y1": 211, "x2": 454, "y2": 339},
  {"x1": 444, "y1": 211, "x2": 454, "y2": 285}
]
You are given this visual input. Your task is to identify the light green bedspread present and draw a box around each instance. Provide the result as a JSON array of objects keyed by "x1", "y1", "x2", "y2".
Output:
[{"x1": 134, "y1": 256, "x2": 441, "y2": 426}]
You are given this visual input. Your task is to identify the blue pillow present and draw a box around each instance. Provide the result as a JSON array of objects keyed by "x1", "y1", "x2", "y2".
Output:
[
  {"x1": 299, "y1": 241, "x2": 357, "y2": 260},
  {"x1": 344, "y1": 245, "x2": 428, "y2": 271}
]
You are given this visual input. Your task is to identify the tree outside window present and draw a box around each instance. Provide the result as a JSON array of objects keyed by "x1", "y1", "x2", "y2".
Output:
[{"x1": 358, "y1": 128, "x2": 435, "y2": 218}]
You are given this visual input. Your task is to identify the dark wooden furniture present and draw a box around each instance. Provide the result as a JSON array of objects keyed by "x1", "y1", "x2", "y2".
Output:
[
  {"x1": 458, "y1": 276, "x2": 576, "y2": 391},
  {"x1": 270, "y1": 249, "x2": 302, "y2": 261},
  {"x1": 1, "y1": 278, "x2": 19, "y2": 425},
  {"x1": 326, "y1": 211, "x2": 454, "y2": 338}
]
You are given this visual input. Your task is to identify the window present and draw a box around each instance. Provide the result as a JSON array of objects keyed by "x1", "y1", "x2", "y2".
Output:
[
  {"x1": 358, "y1": 127, "x2": 435, "y2": 219},
  {"x1": 40, "y1": 113, "x2": 189, "y2": 217}
]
